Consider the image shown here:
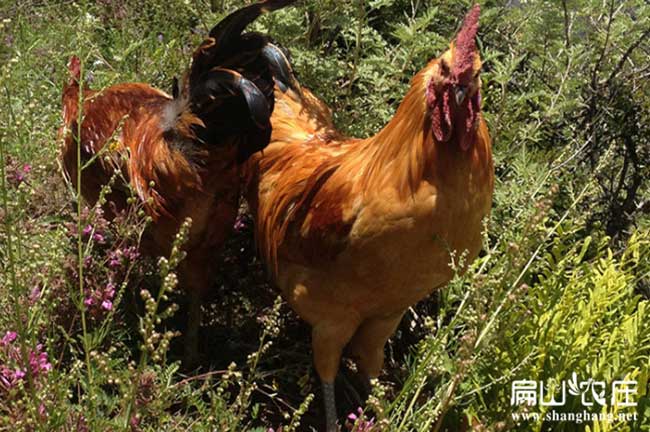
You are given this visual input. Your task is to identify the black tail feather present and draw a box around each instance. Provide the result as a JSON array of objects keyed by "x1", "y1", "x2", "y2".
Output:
[
  {"x1": 189, "y1": 68, "x2": 272, "y2": 163},
  {"x1": 261, "y1": 43, "x2": 299, "y2": 93},
  {"x1": 190, "y1": 0, "x2": 296, "y2": 83},
  {"x1": 182, "y1": 0, "x2": 296, "y2": 163},
  {"x1": 208, "y1": 0, "x2": 296, "y2": 46},
  {"x1": 191, "y1": 68, "x2": 271, "y2": 131},
  {"x1": 171, "y1": 77, "x2": 180, "y2": 99}
]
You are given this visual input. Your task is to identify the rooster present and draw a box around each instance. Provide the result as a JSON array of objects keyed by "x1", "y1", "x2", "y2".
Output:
[
  {"x1": 245, "y1": 5, "x2": 493, "y2": 430},
  {"x1": 60, "y1": 0, "x2": 296, "y2": 366}
]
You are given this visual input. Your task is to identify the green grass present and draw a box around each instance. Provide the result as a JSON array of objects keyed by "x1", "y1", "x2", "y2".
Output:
[{"x1": 1, "y1": 0, "x2": 649, "y2": 431}]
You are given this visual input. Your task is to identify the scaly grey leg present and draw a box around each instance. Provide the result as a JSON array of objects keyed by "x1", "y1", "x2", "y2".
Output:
[{"x1": 322, "y1": 381, "x2": 338, "y2": 432}]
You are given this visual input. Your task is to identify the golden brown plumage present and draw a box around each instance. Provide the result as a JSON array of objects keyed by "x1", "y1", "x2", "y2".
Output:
[
  {"x1": 60, "y1": 0, "x2": 296, "y2": 365},
  {"x1": 245, "y1": 5, "x2": 493, "y2": 429}
]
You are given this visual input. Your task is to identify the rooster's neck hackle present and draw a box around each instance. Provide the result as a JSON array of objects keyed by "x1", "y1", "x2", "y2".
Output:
[
  {"x1": 359, "y1": 69, "x2": 439, "y2": 197},
  {"x1": 359, "y1": 63, "x2": 488, "y2": 199}
]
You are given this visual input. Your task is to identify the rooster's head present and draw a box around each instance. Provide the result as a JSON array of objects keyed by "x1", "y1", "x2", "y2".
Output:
[
  {"x1": 425, "y1": 4, "x2": 482, "y2": 150},
  {"x1": 67, "y1": 55, "x2": 81, "y2": 85}
]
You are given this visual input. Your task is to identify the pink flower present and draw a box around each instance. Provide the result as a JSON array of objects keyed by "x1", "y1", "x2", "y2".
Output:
[
  {"x1": 1, "y1": 331, "x2": 17, "y2": 347},
  {"x1": 125, "y1": 247, "x2": 140, "y2": 261},
  {"x1": 29, "y1": 345, "x2": 52, "y2": 375},
  {"x1": 109, "y1": 247, "x2": 141, "y2": 267},
  {"x1": 346, "y1": 408, "x2": 375, "y2": 432},
  {"x1": 233, "y1": 214, "x2": 248, "y2": 232},
  {"x1": 6, "y1": 161, "x2": 32, "y2": 186},
  {"x1": 29, "y1": 287, "x2": 41, "y2": 304},
  {"x1": 105, "y1": 282, "x2": 115, "y2": 296},
  {"x1": 0, "y1": 338, "x2": 52, "y2": 391},
  {"x1": 108, "y1": 250, "x2": 122, "y2": 267},
  {"x1": 84, "y1": 282, "x2": 116, "y2": 316},
  {"x1": 130, "y1": 414, "x2": 140, "y2": 431},
  {"x1": 73, "y1": 414, "x2": 89, "y2": 432},
  {"x1": 83, "y1": 225, "x2": 93, "y2": 236},
  {"x1": 0, "y1": 366, "x2": 19, "y2": 388}
]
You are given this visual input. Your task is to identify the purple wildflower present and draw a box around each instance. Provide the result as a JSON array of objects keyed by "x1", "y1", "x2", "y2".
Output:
[
  {"x1": 108, "y1": 250, "x2": 121, "y2": 268},
  {"x1": 130, "y1": 414, "x2": 141, "y2": 431},
  {"x1": 29, "y1": 345, "x2": 52, "y2": 376},
  {"x1": 233, "y1": 214, "x2": 248, "y2": 232},
  {"x1": 71, "y1": 413, "x2": 89, "y2": 432},
  {"x1": 1, "y1": 331, "x2": 17, "y2": 347},
  {"x1": 346, "y1": 408, "x2": 375, "y2": 432},
  {"x1": 0, "y1": 334, "x2": 52, "y2": 391},
  {"x1": 108, "y1": 246, "x2": 140, "y2": 268},
  {"x1": 29, "y1": 287, "x2": 41, "y2": 304},
  {"x1": 101, "y1": 283, "x2": 115, "y2": 310},
  {"x1": 125, "y1": 247, "x2": 140, "y2": 261},
  {"x1": 105, "y1": 282, "x2": 115, "y2": 298},
  {"x1": 0, "y1": 366, "x2": 20, "y2": 389},
  {"x1": 84, "y1": 282, "x2": 116, "y2": 316}
]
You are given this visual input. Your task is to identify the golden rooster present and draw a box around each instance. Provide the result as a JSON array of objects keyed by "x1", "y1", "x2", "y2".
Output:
[
  {"x1": 245, "y1": 5, "x2": 493, "y2": 430},
  {"x1": 60, "y1": 0, "x2": 296, "y2": 365}
]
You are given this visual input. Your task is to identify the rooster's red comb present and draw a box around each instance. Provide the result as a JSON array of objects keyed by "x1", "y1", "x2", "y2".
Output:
[{"x1": 453, "y1": 4, "x2": 480, "y2": 80}]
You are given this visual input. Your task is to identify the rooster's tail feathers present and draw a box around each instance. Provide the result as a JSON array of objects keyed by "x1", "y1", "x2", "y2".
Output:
[
  {"x1": 190, "y1": 0, "x2": 296, "y2": 84},
  {"x1": 208, "y1": 0, "x2": 296, "y2": 44},
  {"x1": 191, "y1": 68, "x2": 271, "y2": 131},
  {"x1": 163, "y1": 69, "x2": 270, "y2": 148},
  {"x1": 187, "y1": 68, "x2": 272, "y2": 163},
  {"x1": 261, "y1": 43, "x2": 300, "y2": 94},
  {"x1": 179, "y1": 0, "x2": 296, "y2": 162}
]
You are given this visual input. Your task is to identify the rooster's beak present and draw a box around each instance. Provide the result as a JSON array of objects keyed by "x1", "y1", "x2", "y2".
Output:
[{"x1": 455, "y1": 85, "x2": 468, "y2": 105}]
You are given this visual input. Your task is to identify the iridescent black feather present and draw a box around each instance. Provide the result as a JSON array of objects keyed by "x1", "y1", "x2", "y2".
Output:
[{"x1": 181, "y1": 0, "x2": 297, "y2": 162}]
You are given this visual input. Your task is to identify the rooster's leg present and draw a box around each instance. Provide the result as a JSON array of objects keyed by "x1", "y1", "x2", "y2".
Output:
[
  {"x1": 347, "y1": 311, "x2": 405, "y2": 390},
  {"x1": 179, "y1": 253, "x2": 211, "y2": 369},
  {"x1": 322, "y1": 382, "x2": 337, "y2": 432},
  {"x1": 312, "y1": 317, "x2": 359, "y2": 432}
]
